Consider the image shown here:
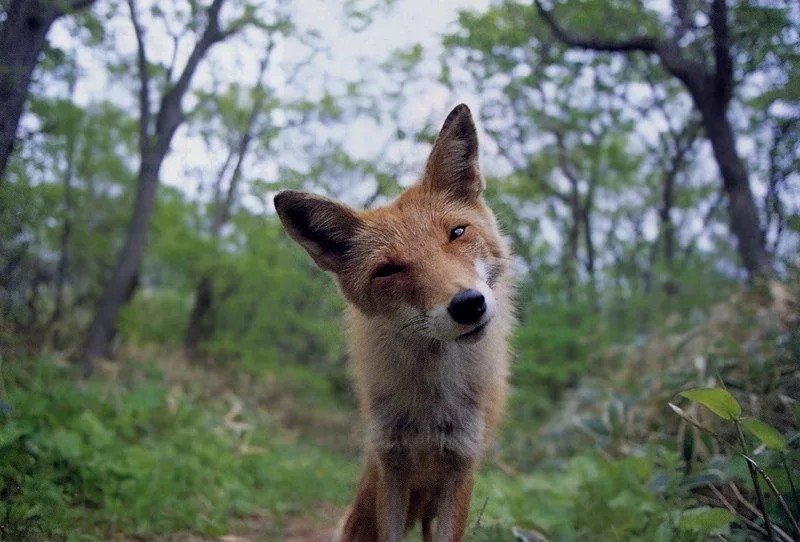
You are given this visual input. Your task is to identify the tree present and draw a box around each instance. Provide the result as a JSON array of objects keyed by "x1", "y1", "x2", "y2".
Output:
[
  {"x1": 48, "y1": 58, "x2": 79, "y2": 347},
  {"x1": 533, "y1": 0, "x2": 779, "y2": 280},
  {"x1": 0, "y1": 0, "x2": 97, "y2": 182},
  {"x1": 80, "y1": 0, "x2": 266, "y2": 375},
  {"x1": 183, "y1": 50, "x2": 275, "y2": 352},
  {"x1": 443, "y1": 0, "x2": 754, "y2": 357},
  {"x1": 642, "y1": 92, "x2": 701, "y2": 294}
]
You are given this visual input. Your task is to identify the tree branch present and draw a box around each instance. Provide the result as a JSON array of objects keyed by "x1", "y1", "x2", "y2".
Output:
[
  {"x1": 163, "y1": 11, "x2": 190, "y2": 86},
  {"x1": 535, "y1": 0, "x2": 657, "y2": 53},
  {"x1": 710, "y1": 0, "x2": 733, "y2": 103},
  {"x1": 126, "y1": 0, "x2": 152, "y2": 150},
  {"x1": 214, "y1": 44, "x2": 275, "y2": 230},
  {"x1": 554, "y1": 131, "x2": 582, "y2": 191},
  {"x1": 653, "y1": 39, "x2": 706, "y2": 102},
  {"x1": 210, "y1": 146, "x2": 236, "y2": 209},
  {"x1": 535, "y1": 0, "x2": 706, "y2": 101},
  {"x1": 155, "y1": 0, "x2": 231, "y2": 151},
  {"x1": 671, "y1": 0, "x2": 692, "y2": 40},
  {"x1": 68, "y1": 0, "x2": 97, "y2": 11}
]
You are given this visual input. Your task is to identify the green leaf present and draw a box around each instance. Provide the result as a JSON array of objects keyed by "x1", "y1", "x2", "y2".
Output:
[
  {"x1": 679, "y1": 388, "x2": 742, "y2": 420},
  {"x1": 742, "y1": 418, "x2": 787, "y2": 451},
  {"x1": 678, "y1": 506, "x2": 735, "y2": 532}
]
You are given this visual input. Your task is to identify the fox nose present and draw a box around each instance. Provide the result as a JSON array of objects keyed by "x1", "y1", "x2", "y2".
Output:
[{"x1": 447, "y1": 289, "x2": 486, "y2": 325}]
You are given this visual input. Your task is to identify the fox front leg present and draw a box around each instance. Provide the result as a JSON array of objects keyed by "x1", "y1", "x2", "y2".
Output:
[
  {"x1": 377, "y1": 448, "x2": 411, "y2": 542},
  {"x1": 434, "y1": 453, "x2": 475, "y2": 542}
]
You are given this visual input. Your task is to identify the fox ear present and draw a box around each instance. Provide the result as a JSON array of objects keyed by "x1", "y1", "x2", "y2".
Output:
[
  {"x1": 424, "y1": 103, "x2": 484, "y2": 200},
  {"x1": 273, "y1": 190, "x2": 361, "y2": 272}
]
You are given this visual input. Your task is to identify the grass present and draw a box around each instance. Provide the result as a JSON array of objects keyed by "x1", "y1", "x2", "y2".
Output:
[
  {"x1": 0, "y1": 352, "x2": 715, "y2": 541},
  {"x1": 1, "y1": 352, "x2": 692, "y2": 541},
  {"x1": 0, "y1": 353, "x2": 359, "y2": 540}
]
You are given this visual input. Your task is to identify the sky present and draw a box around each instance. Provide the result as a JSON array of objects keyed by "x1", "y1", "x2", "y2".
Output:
[
  {"x1": 279, "y1": 0, "x2": 493, "y2": 175},
  {"x1": 48, "y1": 0, "x2": 492, "y2": 203}
]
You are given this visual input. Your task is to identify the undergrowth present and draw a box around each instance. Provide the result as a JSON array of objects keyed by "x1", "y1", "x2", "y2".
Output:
[
  {"x1": 0, "y1": 355, "x2": 358, "y2": 540},
  {"x1": 480, "y1": 282, "x2": 800, "y2": 540}
]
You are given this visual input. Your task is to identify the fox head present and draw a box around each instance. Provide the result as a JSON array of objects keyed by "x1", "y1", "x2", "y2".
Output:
[{"x1": 274, "y1": 104, "x2": 509, "y2": 343}]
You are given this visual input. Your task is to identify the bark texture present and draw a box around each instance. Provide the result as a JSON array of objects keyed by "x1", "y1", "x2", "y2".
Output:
[{"x1": 0, "y1": 0, "x2": 94, "y2": 181}]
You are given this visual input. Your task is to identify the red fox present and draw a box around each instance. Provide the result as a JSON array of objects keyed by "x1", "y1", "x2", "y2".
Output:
[{"x1": 274, "y1": 104, "x2": 514, "y2": 542}]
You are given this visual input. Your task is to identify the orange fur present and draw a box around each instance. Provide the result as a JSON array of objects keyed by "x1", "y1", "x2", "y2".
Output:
[{"x1": 275, "y1": 104, "x2": 514, "y2": 542}]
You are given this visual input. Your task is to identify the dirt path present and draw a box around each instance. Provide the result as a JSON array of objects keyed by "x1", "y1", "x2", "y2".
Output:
[{"x1": 219, "y1": 503, "x2": 342, "y2": 542}]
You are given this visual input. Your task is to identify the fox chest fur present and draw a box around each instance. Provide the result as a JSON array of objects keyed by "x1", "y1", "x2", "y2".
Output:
[{"x1": 356, "y1": 322, "x2": 475, "y2": 455}]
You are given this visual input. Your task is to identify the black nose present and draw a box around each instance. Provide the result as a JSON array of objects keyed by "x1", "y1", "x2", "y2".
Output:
[{"x1": 447, "y1": 289, "x2": 486, "y2": 324}]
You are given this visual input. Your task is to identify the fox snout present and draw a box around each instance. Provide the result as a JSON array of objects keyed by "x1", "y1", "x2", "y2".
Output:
[
  {"x1": 448, "y1": 289, "x2": 486, "y2": 324},
  {"x1": 443, "y1": 286, "x2": 497, "y2": 343},
  {"x1": 427, "y1": 276, "x2": 497, "y2": 343}
]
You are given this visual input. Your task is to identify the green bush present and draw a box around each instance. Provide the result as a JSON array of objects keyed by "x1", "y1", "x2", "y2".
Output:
[{"x1": 472, "y1": 448, "x2": 700, "y2": 541}]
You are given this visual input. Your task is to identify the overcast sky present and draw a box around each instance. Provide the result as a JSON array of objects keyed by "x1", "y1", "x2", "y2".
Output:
[
  {"x1": 48, "y1": 0, "x2": 492, "y2": 203},
  {"x1": 281, "y1": 0, "x2": 493, "y2": 174}
]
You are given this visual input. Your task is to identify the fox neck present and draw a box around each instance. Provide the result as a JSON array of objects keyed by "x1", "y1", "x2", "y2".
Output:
[{"x1": 346, "y1": 300, "x2": 511, "y2": 461}]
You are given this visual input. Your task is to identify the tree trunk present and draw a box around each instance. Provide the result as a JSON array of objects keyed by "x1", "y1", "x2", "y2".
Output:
[
  {"x1": 658, "y1": 149, "x2": 679, "y2": 297},
  {"x1": 184, "y1": 275, "x2": 213, "y2": 351},
  {"x1": 182, "y1": 64, "x2": 267, "y2": 352},
  {"x1": 50, "y1": 118, "x2": 76, "y2": 347},
  {"x1": 563, "y1": 182, "x2": 580, "y2": 304},
  {"x1": 764, "y1": 119, "x2": 793, "y2": 255},
  {"x1": 0, "y1": 0, "x2": 94, "y2": 182},
  {"x1": 182, "y1": 152, "x2": 233, "y2": 352},
  {"x1": 80, "y1": 0, "x2": 233, "y2": 376},
  {"x1": 80, "y1": 155, "x2": 160, "y2": 376},
  {"x1": 0, "y1": 0, "x2": 59, "y2": 180},
  {"x1": 581, "y1": 205, "x2": 599, "y2": 311},
  {"x1": 699, "y1": 100, "x2": 773, "y2": 280},
  {"x1": 659, "y1": 167, "x2": 676, "y2": 269}
]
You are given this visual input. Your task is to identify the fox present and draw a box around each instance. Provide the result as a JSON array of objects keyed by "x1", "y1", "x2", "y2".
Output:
[{"x1": 273, "y1": 104, "x2": 514, "y2": 542}]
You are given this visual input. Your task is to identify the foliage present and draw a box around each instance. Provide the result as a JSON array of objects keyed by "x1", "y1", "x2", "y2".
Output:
[
  {"x1": 473, "y1": 450, "x2": 690, "y2": 541},
  {"x1": 0, "y1": 355, "x2": 358, "y2": 539},
  {"x1": 523, "y1": 283, "x2": 800, "y2": 540},
  {"x1": 674, "y1": 383, "x2": 800, "y2": 540},
  {"x1": 678, "y1": 388, "x2": 742, "y2": 421}
]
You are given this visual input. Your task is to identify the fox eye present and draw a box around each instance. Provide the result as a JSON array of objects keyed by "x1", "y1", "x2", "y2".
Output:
[
  {"x1": 373, "y1": 263, "x2": 405, "y2": 278},
  {"x1": 449, "y1": 225, "x2": 467, "y2": 241}
]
